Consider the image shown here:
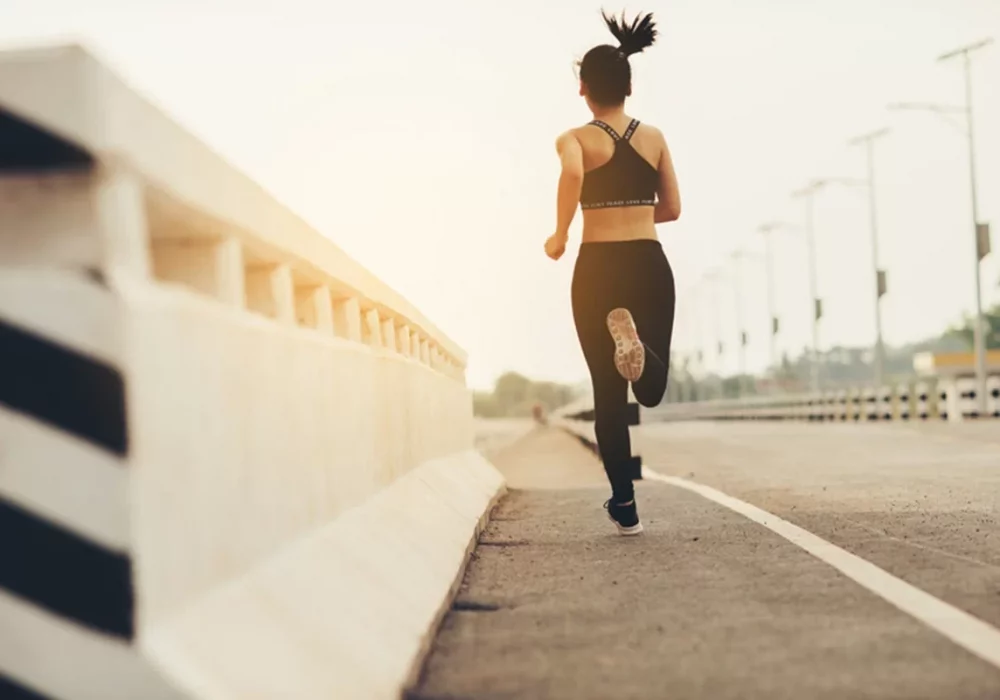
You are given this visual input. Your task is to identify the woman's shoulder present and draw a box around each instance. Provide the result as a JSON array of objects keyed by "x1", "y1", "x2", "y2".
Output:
[
  {"x1": 559, "y1": 123, "x2": 594, "y2": 140},
  {"x1": 632, "y1": 121, "x2": 668, "y2": 154},
  {"x1": 632, "y1": 120, "x2": 664, "y2": 139},
  {"x1": 555, "y1": 129, "x2": 583, "y2": 152}
]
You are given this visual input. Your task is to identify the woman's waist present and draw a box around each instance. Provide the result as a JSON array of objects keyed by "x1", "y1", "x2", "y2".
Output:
[
  {"x1": 574, "y1": 234, "x2": 671, "y2": 280},
  {"x1": 580, "y1": 210, "x2": 658, "y2": 244}
]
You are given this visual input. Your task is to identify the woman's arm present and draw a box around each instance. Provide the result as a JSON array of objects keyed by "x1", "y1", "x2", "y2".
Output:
[
  {"x1": 554, "y1": 130, "x2": 584, "y2": 237},
  {"x1": 654, "y1": 131, "x2": 681, "y2": 224}
]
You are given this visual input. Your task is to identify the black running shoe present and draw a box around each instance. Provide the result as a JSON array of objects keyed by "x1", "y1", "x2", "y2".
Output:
[{"x1": 604, "y1": 499, "x2": 644, "y2": 536}]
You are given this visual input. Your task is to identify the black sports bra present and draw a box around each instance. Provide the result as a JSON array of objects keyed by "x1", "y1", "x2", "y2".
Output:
[{"x1": 579, "y1": 119, "x2": 658, "y2": 210}]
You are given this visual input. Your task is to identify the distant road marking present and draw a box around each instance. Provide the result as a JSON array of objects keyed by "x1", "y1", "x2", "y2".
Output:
[{"x1": 645, "y1": 469, "x2": 1000, "y2": 670}]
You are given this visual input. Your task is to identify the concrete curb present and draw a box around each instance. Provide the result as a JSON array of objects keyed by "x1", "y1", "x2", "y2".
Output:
[{"x1": 143, "y1": 451, "x2": 506, "y2": 700}]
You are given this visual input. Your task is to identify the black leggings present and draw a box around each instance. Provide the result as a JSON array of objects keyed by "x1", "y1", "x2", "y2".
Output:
[{"x1": 571, "y1": 240, "x2": 676, "y2": 502}]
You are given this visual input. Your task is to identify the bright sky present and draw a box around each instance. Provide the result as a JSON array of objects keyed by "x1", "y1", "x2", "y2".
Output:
[{"x1": 2, "y1": 0, "x2": 998, "y2": 390}]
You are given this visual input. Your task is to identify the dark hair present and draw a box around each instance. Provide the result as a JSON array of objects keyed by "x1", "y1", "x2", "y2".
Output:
[{"x1": 578, "y1": 10, "x2": 657, "y2": 106}]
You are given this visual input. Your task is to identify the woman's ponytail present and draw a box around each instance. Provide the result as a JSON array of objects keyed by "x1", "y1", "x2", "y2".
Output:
[{"x1": 602, "y1": 10, "x2": 658, "y2": 57}]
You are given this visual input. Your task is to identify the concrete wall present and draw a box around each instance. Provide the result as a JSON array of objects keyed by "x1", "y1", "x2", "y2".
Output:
[
  {"x1": 125, "y1": 279, "x2": 474, "y2": 627},
  {"x1": 0, "y1": 43, "x2": 501, "y2": 699}
]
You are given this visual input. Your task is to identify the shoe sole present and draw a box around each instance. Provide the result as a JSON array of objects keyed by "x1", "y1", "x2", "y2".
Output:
[
  {"x1": 607, "y1": 512, "x2": 644, "y2": 536},
  {"x1": 607, "y1": 308, "x2": 645, "y2": 383}
]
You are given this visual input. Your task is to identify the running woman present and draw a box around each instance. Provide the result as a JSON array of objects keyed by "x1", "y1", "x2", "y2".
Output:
[{"x1": 544, "y1": 10, "x2": 681, "y2": 536}]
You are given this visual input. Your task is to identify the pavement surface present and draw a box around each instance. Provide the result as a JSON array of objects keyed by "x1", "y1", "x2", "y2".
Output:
[
  {"x1": 473, "y1": 419, "x2": 538, "y2": 461},
  {"x1": 635, "y1": 421, "x2": 1000, "y2": 628},
  {"x1": 410, "y1": 422, "x2": 1000, "y2": 699}
]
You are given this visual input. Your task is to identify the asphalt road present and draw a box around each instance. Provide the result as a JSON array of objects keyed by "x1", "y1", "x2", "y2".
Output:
[
  {"x1": 635, "y1": 421, "x2": 1000, "y2": 629},
  {"x1": 410, "y1": 423, "x2": 1000, "y2": 699}
]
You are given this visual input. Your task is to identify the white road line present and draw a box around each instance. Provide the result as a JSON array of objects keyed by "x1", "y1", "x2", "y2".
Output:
[{"x1": 644, "y1": 468, "x2": 1000, "y2": 671}]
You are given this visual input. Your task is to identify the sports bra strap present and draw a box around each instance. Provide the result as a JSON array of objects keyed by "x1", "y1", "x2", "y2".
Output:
[
  {"x1": 588, "y1": 120, "x2": 621, "y2": 141},
  {"x1": 622, "y1": 119, "x2": 640, "y2": 141}
]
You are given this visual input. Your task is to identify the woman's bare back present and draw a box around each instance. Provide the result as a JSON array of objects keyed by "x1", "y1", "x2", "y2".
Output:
[{"x1": 569, "y1": 115, "x2": 680, "y2": 244}]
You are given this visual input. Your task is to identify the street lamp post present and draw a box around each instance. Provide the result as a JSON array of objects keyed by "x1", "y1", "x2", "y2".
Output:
[
  {"x1": 888, "y1": 37, "x2": 993, "y2": 415},
  {"x1": 731, "y1": 250, "x2": 751, "y2": 398},
  {"x1": 757, "y1": 223, "x2": 782, "y2": 375},
  {"x1": 705, "y1": 268, "x2": 726, "y2": 398},
  {"x1": 848, "y1": 128, "x2": 891, "y2": 390},
  {"x1": 944, "y1": 39, "x2": 991, "y2": 417},
  {"x1": 792, "y1": 177, "x2": 874, "y2": 394},
  {"x1": 692, "y1": 282, "x2": 708, "y2": 400},
  {"x1": 791, "y1": 183, "x2": 824, "y2": 393},
  {"x1": 678, "y1": 297, "x2": 697, "y2": 402}
]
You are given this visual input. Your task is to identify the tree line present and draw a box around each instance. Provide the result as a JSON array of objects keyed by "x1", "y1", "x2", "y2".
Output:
[{"x1": 473, "y1": 372, "x2": 583, "y2": 418}]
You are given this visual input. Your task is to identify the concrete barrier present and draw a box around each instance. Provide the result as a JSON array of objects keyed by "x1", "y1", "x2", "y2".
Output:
[
  {"x1": 895, "y1": 382, "x2": 911, "y2": 420},
  {"x1": 0, "y1": 43, "x2": 503, "y2": 699},
  {"x1": 915, "y1": 381, "x2": 931, "y2": 419},
  {"x1": 987, "y1": 376, "x2": 1000, "y2": 418}
]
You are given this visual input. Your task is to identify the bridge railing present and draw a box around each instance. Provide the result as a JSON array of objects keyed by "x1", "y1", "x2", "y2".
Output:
[
  {"x1": 553, "y1": 374, "x2": 1000, "y2": 431},
  {"x1": 1, "y1": 43, "x2": 501, "y2": 700},
  {"x1": 642, "y1": 375, "x2": 1000, "y2": 422}
]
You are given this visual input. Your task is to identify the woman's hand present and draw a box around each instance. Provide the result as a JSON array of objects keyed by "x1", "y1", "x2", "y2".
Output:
[{"x1": 545, "y1": 232, "x2": 567, "y2": 261}]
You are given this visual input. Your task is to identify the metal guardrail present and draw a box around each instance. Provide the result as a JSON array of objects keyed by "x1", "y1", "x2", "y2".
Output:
[{"x1": 644, "y1": 375, "x2": 1000, "y2": 422}]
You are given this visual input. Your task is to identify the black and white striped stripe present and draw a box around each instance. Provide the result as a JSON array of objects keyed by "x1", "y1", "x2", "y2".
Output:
[
  {"x1": 0, "y1": 278, "x2": 182, "y2": 699},
  {"x1": 0, "y1": 106, "x2": 92, "y2": 173},
  {"x1": 0, "y1": 305, "x2": 127, "y2": 457},
  {"x1": 0, "y1": 589, "x2": 184, "y2": 700},
  {"x1": 0, "y1": 275, "x2": 130, "y2": 554},
  {"x1": 0, "y1": 674, "x2": 49, "y2": 700}
]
